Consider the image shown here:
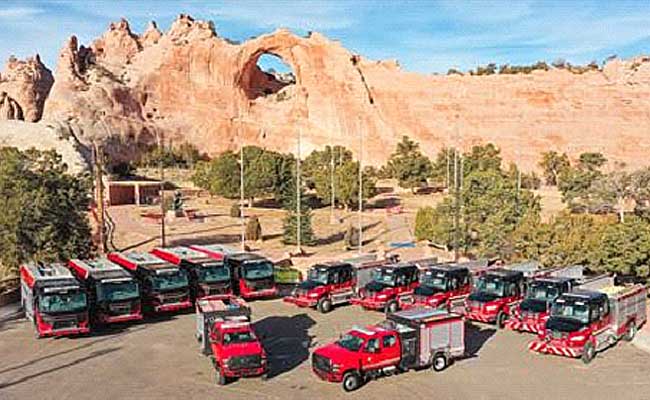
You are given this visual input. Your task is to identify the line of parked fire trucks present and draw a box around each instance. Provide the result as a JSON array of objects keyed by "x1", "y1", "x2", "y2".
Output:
[{"x1": 20, "y1": 247, "x2": 647, "y2": 392}]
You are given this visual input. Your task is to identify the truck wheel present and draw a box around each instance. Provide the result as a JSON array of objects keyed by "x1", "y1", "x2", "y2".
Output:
[
  {"x1": 215, "y1": 367, "x2": 227, "y2": 386},
  {"x1": 623, "y1": 322, "x2": 637, "y2": 342},
  {"x1": 385, "y1": 301, "x2": 399, "y2": 314},
  {"x1": 496, "y1": 311, "x2": 507, "y2": 329},
  {"x1": 581, "y1": 342, "x2": 596, "y2": 364},
  {"x1": 342, "y1": 371, "x2": 362, "y2": 392},
  {"x1": 317, "y1": 298, "x2": 332, "y2": 314},
  {"x1": 432, "y1": 354, "x2": 448, "y2": 372}
]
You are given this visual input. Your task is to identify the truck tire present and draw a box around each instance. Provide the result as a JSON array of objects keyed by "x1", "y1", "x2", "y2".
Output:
[
  {"x1": 496, "y1": 311, "x2": 507, "y2": 329},
  {"x1": 432, "y1": 353, "x2": 448, "y2": 372},
  {"x1": 215, "y1": 366, "x2": 227, "y2": 386},
  {"x1": 317, "y1": 297, "x2": 332, "y2": 314},
  {"x1": 385, "y1": 301, "x2": 399, "y2": 314},
  {"x1": 342, "y1": 371, "x2": 362, "y2": 392},
  {"x1": 581, "y1": 342, "x2": 596, "y2": 364},
  {"x1": 623, "y1": 322, "x2": 637, "y2": 342}
]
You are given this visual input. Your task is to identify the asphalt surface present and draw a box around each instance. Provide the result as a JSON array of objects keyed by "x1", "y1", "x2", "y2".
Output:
[{"x1": 1, "y1": 299, "x2": 649, "y2": 400}]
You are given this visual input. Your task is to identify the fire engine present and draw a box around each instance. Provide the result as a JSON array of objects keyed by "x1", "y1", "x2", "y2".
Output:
[
  {"x1": 464, "y1": 265, "x2": 532, "y2": 327},
  {"x1": 68, "y1": 258, "x2": 143, "y2": 325},
  {"x1": 20, "y1": 262, "x2": 90, "y2": 338},
  {"x1": 351, "y1": 262, "x2": 418, "y2": 313},
  {"x1": 505, "y1": 265, "x2": 602, "y2": 334},
  {"x1": 529, "y1": 282, "x2": 647, "y2": 363},
  {"x1": 108, "y1": 252, "x2": 191, "y2": 313},
  {"x1": 283, "y1": 255, "x2": 395, "y2": 313},
  {"x1": 399, "y1": 259, "x2": 493, "y2": 311},
  {"x1": 312, "y1": 306, "x2": 465, "y2": 392},
  {"x1": 150, "y1": 246, "x2": 232, "y2": 300},
  {"x1": 196, "y1": 295, "x2": 267, "y2": 385},
  {"x1": 191, "y1": 245, "x2": 277, "y2": 299}
]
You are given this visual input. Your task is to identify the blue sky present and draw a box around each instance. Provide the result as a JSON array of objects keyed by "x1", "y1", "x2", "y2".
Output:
[{"x1": 0, "y1": 1, "x2": 649, "y2": 74}]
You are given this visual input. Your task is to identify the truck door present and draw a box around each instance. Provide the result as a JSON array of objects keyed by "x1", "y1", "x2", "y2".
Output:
[
  {"x1": 381, "y1": 333, "x2": 401, "y2": 366},
  {"x1": 398, "y1": 330, "x2": 417, "y2": 369}
]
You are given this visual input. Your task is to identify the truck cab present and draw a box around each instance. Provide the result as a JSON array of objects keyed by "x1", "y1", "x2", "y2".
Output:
[
  {"x1": 351, "y1": 263, "x2": 418, "y2": 313},
  {"x1": 400, "y1": 264, "x2": 472, "y2": 310},
  {"x1": 506, "y1": 277, "x2": 575, "y2": 334},
  {"x1": 284, "y1": 262, "x2": 355, "y2": 313},
  {"x1": 108, "y1": 252, "x2": 191, "y2": 313},
  {"x1": 20, "y1": 263, "x2": 90, "y2": 338},
  {"x1": 191, "y1": 245, "x2": 277, "y2": 300},
  {"x1": 195, "y1": 295, "x2": 267, "y2": 385},
  {"x1": 68, "y1": 258, "x2": 142, "y2": 325},
  {"x1": 150, "y1": 246, "x2": 232, "y2": 301},
  {"x1": 529, "y1": 284, "x2": 646, "y2": 363},
  {"x1": 464, "y1": 268, "x2": 525, "y2": 328},
  {"x1": 312, "y1": 307, "x2": 464, "y2": 392}
]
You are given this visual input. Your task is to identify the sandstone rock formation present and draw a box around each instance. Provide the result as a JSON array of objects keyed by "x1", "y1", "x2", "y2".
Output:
[
  {"x1": 0, "y1": 55, "x2": 53, "y2": 122},
  {"x1": 20, "y1": 14, "x2": 650, "y2": 170}
]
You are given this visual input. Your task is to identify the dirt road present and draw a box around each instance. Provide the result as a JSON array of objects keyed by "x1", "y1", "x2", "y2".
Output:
[{"x1": 1, "y1": 299, "x2": 649, "y2": 400}]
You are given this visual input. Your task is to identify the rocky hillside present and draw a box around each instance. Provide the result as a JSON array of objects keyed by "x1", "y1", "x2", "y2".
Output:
[{"x1": 2, "y1": 14, "x2": 650, "y2": 170}]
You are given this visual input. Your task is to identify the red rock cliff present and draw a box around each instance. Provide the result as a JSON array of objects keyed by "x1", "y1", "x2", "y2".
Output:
[{"x1": 40, "y1": 14, "x2": 650, "y2": 170}]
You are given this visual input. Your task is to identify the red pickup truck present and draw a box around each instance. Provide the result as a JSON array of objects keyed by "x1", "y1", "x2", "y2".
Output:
[
  {"x1": 529, "y1": 283, "x2": 647, "y2": 363},
  {"x1": 351, "y1": 262, "x2": 419, "y2": 313},
  {"x1": 196, "y1": 295, "x2": 268, "y2": 384},
  {"x1": 312, "y1": 307, "x2": 465, "y2": 391}
]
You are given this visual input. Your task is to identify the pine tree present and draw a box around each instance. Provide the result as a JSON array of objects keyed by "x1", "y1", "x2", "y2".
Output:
[{"x1": 281, "y1": 177, "x2": 316, "y2": 246}]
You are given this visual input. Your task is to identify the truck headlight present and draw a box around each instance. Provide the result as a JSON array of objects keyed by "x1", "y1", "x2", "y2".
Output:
[
  {"x1": 308, "y1": 292, "x2": 320, "y2": 298},
  {"x1": 331, "y1": 363, "x2": 341, "y2": 372},
  {"x1": 376, "y1": 294, "x2": 388, "y2": 300},
  {"x1": 485, "y1": 305, "x2": 498, "y2": 312},
  {"x1": 569, "y1": 335, "x2": 586, "y2": 342}
]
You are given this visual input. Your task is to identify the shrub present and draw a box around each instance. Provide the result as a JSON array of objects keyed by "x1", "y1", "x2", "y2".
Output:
[
  {"x1": 246, "y1": 216, "x2": 262, "y2": 241},
  {"x1": 230, "y1": 202, "x2": 241, "y2": 218}
]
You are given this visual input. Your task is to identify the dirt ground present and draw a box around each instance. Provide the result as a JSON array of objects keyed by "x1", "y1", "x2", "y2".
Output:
[{"x1": 1, "y1": 299, "x2": 649, "y2": 400}]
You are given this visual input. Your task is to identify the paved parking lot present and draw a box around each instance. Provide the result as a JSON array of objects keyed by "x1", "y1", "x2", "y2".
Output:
[{"x1": 1, "y1": 299, "x2": 649, "y2": 400}]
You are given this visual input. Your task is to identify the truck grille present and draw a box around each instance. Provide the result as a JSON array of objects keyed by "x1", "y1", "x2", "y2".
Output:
[
  {"x1": 52, "y1": 319, "x2": 77, "y2": 330},
  {"x1": 312, "y1": 353, "x2": 331, "y2": 373},
  {"x1": 228, "y1": 354, "x2": 262, "y2": 370},
  {"x1": 160, "y1": 290, "x2": 187, "y2": 304},
  {"x1": 551, "y1": 330, "x2": 566, "y2": 340},
  {"x1": 247, "y1": 279, "x2": 273, "y2": 290},
  {"x1": 109, "y1": 302, "x2": 134, "y2": 315}
]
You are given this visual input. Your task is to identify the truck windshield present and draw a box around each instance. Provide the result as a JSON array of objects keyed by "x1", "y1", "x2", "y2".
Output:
[
  {"x1": 307, "y1": 269, "x2": 329, "y2": 285},
  {"x1": 223, "y1": 330, "x2": 256, "y2": 345},
  {"x1": 38, "y1": 291, "x2": 87, "y2": 314},
  {"x1": 98, "y1": 280, "x2": 139, "y2": 302},
  {"x1": 242, "y1": 262, "x2": 274, "y2": 280},
  {"x1": 371, "y1": 270, "x2": 396, "y2": 286},
  {"x1": 527, "y1": 282, "x2": 560, "y2": 302},
  {"x1": 336, "y1": 333, "x2": 365, "y2": 352},
  {"x1": 475, "y1": 277, "x2": 505, "y2": 297},
  {"x1": 551, "y1": 300, "x2": 589, "y2": 324},
  {"x1": 149, "y1": 270, "x2": 189, "y2": 291},
  {"x1": 198, "y1": 264, "x2": 230, "y2": 283},
  {"x1": 421, "y1": 273, "x2": 448, "y2": 291}
]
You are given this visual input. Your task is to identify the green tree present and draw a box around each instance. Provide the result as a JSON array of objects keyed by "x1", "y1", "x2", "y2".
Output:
[
  {"x1": 281, "y1": 177, "x2": 316, "y2": 246},
  {"x1": 191, "y1": 151, "x2": 240, "y2": 198},
  {"x1": 302, "y1": 145, "x2": 352, "y2": 189},
  {"x1": 429, "y1": 147, "x2": 456, "y2": 187},
  {"x1": 589, "y1": 168, "x2": 634, "y2": 222},
  {"x1": 386, "y1": 136, "x2": 432, "y2": 192},
  {"x1": 557, "y1": 152, "x2": 607, "y2": 210},
  {"x1": 312, "y1": 159, "x2": 376, "y2": 210},
  {"x1": 578, "y1": 152, "x2": 607, "y2": 171},
  {"x1": 0, "y1": 148, "x2": 93, "y2": 276},
  {"x1": 589, "y1": 216, "x2": 650, "y2": 276},
  {"x1": 462, "y1": 143, "x2": 502, "y2": 175},
  {"x1": 631, "y1": 167, "x2": 650, "y2": 220},
  {"x1": 539, "y1": 151, "x2": 570, "y2": 186}
]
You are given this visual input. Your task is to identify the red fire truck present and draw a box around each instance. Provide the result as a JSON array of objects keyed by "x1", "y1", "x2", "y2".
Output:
[
  {"x1": 68, "y1": 258, "x2": 143, "y2": 325},
  {"x1": 191, "y1": 245, "x2": 277, "y2": 299},
  {"x1": 196, "y1": 295, "x2": 267, "y2": 385},
  {"x1": 351, "y1": 262, "x2": 419, "y2": 313},
  {"x1": 463, "y1": 265, "x2": 532, "y2": 328},
  {"x1": 20, "y1": 263, "x2": 90, "y2": 338},
  {"x1": 312, "y1": 307, "x2": 465, "y2": 392},
  {"x1": 529, "y1": 283, "x2": 647, "y2": 363},
  {"x1": 398, "y1": 260, "x2": 492, "y2": 311},
  {"x1": 108, "y1": 252, "x2": 191, "y2": 313},
  {"x1": 150, "y1": 246, "x2": 232, "y2": 300},
  {"x1": 505, "y1": 265, "x2": 602, "y2": 334},
  {"x1": 283, "y1": 255, "x2": 395, "y2": 313}
]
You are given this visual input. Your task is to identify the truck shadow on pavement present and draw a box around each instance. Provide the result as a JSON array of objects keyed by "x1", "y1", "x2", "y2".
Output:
[
  {"x1": 254, "y1": 313, "x2": 317, "y2": 380},
  {"x1": 0, "y1": 347, "x2": 121, "y2": 390},
  {"x1": 462, "y1": 323, "x2": 497, "y2": 359}
]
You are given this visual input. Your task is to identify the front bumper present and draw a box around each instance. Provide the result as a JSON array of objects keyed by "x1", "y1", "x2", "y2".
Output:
[
  {"x1": 241, "y1": 287, "x2": 277, "y2": 300},
  {"x1": 350, "y1": 297, "x2": 386, "y2": 310},
  {"x1": 464, "y1": 309, "x2": 497, "y2": 323},
  {"x1": 283, "y1": 296, "x2": 318, "y2": 308},
  {"x1": 39, "y1": 326, "x2": 90, "y2": 338},
  {"x1": 312, "y1": 367, "x2": 343, "y2": 383},
  {"x1": 100, "y1": 312, "x2": 143, "y2": 324},
  {"x1": 529, "y1": 339, "x2": 581, "y2": 358},
  {"x1": 506, "y1": 317, "x2": 544, "y2": 334}
]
